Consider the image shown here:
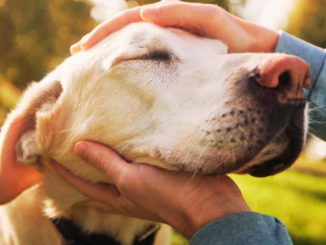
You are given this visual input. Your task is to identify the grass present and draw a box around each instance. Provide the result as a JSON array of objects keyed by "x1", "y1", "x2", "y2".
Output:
[
  {"x1": 233, "y1": 169, "x2": 326, "y2": 245},
  {"x1": 172, "y1": 157, "x2": 326, "y2": 245}
]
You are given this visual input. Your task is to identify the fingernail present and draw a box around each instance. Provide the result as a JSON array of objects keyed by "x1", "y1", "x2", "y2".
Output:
[
  {"x1": 70, "y1": 42, "x2": 80, "y2": 54},
  {"x1": 141, "y1": 6, "x2": 160, "y2": 20},
  {"x1": 74, "y1": 142, "x2": 89, "y2": 158},
  {"x1": 80, "y1": 41, "x2": 88, "y2": 51},
  {"x1": 80, "y1": 34, "x2": 91, "y2": 50}
]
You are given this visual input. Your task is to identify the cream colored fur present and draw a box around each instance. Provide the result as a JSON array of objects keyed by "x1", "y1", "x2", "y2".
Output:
[{"x1": 0, "y1": 23, "x2": 307, "y2": 245}]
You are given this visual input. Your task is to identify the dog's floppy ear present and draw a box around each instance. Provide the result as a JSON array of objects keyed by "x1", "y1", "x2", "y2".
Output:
[{"x1": 0, "y1": 80, "x2": 62, "y2": 204}]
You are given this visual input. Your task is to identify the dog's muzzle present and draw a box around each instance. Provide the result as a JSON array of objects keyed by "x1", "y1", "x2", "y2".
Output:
[{"x1": 245, "y1": 55, "x2": 310, "y2": 177}]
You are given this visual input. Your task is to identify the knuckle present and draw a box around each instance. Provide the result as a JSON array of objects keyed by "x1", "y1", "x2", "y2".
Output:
[
  {"x1": 159, "y1": 1, "x2": 183, "y2": 11},
  {"x1": 123, "y1": 8, "x2": 133, "y2": 15},
  {"x1": 115, "y1": 167, "x2": 135, "y2": 191},
  {"x1": 115, "y1": 173, "x2": 128, "y2": 189},
  {"x1": 206, "y1": 5, "x2": 220, "y2": 19},
  {"x1": 88, "y1": 149, "x2": 107, "y2": 166}
]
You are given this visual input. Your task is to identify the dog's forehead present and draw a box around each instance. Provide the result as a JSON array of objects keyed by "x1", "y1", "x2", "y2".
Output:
[
  {"x1": 53, "y1": 22, "x2": 229, "y2": 90},
  {"x1": 104, "y1": 23, "x2": 228, "y2": 57}
]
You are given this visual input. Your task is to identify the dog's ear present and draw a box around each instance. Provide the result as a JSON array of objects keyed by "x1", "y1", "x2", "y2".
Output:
[{"x1": 0, "y1": 80, "x2": 62, "y2": 204}]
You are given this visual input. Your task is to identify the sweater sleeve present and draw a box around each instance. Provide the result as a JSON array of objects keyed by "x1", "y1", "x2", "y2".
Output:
[
  {"x1": 275, "y1": 31, "x2": 326, "y2": 140},
  {"x1": 190, "y1": 212, "x2": 292, "y2": 245}
]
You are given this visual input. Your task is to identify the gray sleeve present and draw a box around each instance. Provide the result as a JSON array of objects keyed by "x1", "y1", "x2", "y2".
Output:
[
  {"x1": 190, "y1": 212, "x2": 292, "y2": 245},
  {"x1": 275, "y1": 31, "x2": 326, "y2": 140}
]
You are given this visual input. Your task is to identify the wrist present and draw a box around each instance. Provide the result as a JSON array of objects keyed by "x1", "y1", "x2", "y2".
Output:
[
  {"x1": 168, "y1": 182, "x2": 251, "y2": 238},
  {"x1": 184, "y1": 204, "x2": 250, "y2": 238},
  {"x1": 213, "y1": 7, "x2": 280, "y2": 53},
  {"x1": 250, "y1": 25, "x2": 280, "y2": 52}
]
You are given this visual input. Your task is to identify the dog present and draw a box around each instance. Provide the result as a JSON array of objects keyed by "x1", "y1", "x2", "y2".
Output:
[{"x1": 0, "y1": 22, "x2": 310, "y2": 245}]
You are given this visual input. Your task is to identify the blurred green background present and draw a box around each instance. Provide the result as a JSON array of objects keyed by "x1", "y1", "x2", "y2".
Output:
[{"x1": 0, "y1": 0, "x2": 325, "y2": 244}]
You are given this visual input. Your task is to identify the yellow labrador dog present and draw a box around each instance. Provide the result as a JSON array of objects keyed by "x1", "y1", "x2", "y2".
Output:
[{"x1": 0, "y1": 23, "x2": 310, "y2": 245}]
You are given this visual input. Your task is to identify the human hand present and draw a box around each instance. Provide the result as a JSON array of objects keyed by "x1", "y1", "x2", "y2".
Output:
[
  {"x1": 70, "y1": 1, "x2": 279, "y2": 54},
  {"x1": 51, "y1": 141, "x2": 250, "y2": 238}
]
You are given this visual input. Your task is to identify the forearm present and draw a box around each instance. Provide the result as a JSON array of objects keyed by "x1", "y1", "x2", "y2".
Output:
[
  {"x1": 190, "y1": 212, "x2": 292, "y2": 245},
  {"x1": 275, "y1": 32, "x2": 326, "y2": 140}
]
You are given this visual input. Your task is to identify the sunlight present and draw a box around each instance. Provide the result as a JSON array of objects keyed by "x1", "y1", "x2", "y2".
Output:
[
  {"x1": 88, "y1": 0, "x2": 298, "y2": 30},
  {"x1": 88, "y1": 0, "x2": 128, "y2": 22},
  {"x1": 241, "y1": 0, "x2": 297, "y2": 30},
  {"x1": 88, "y1": 0, "x2": 138, "y2": 22}
]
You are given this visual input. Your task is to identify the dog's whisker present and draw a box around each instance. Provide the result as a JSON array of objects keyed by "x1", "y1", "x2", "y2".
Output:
[
  {"x1": 307, "y1": 102, "x2": 326, "y2": 111},
  {"x1": 308, "y1": 119, "x2": 326, "y2": 125}
]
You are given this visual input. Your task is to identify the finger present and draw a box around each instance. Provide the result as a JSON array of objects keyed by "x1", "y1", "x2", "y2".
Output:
[
  {"x1": 70, "y1": 42, "x2": 81, "y2": 54},
  {"x1": 74, "y1": 141, "x2": 129, "y2": 182},
  {"x1": 141, "y1": 2, "x2": 217, "y2": 32},
  {"x1": 50, "y1": 160, "x2": 120, "y2": 204},
  {"x1": 81, "y1": 7, "x2": 142, "y2": 50},
  {"x1": 70, "y1": 34, "x2": 90, "y2": 54}
]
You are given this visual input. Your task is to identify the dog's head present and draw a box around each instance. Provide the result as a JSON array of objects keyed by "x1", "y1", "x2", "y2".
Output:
[{"x1": 0, "y1": 23, "x2": 309, "y2": 203}]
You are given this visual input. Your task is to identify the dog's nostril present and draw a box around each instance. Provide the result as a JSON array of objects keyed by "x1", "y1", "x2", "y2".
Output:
[
  {"x1": 249, "y1": 55, "x2": 310, "y2": 104},
  {"x1": 275, "y1": 71, "x2": 291, "y2": 91},
  {"x1": 278, "y1": 71, "x2": 290, "y2": 87}
]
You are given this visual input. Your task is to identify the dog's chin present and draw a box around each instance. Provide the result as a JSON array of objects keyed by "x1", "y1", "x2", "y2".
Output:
[
  {"x1": 188, "y1": 110, "x2": 306, "y2": 177},
  {"x1": 162, "y1": 127, "x2": 304, "y2": 177},
  {"x1": 247, "y1": 132, "x2": 304, "y2": 177},
  {"x1": 240, "y1": 119, "x2": 305, "y2": 177}
]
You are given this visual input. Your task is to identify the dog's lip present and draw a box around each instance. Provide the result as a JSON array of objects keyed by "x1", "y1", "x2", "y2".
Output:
[{"x1": 248, "y1": 121, "x2": 304, "y2": 177}]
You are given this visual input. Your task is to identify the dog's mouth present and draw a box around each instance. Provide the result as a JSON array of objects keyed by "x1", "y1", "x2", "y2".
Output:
[
  {"x1": 237, "y1": 106, "x2": 306, "y2": 177},
  {"x1": 187, "y1": 99, "x2": 307, "y2": 177}
]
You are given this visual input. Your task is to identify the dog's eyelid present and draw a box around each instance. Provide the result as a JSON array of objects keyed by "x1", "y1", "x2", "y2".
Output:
[
  {"x1": 138, "y1": 49, "x2": 171, "y2": 61},
  {"x1": 108, "y1": 49, "x2": 174, "y2": 67}
]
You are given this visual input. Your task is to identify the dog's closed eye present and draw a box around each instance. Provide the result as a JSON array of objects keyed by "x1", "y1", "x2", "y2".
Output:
[
  {"x1": 106, "y1": 47, "x2": 175, "y2": 69},
  {"x1": 116, "y1": 49, "x2": 172, "y2": 64},
  {"x1": 136, "y1": 49, "x2": 171, "y2": 61}
]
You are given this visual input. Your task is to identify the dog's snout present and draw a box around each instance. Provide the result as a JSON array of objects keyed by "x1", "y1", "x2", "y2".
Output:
[{"x1": 249, "y1": 55, "x2": 311, "y2": 104}]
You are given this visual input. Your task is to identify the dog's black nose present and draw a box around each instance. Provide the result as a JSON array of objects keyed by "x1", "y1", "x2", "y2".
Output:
[{"x1": 249, "y1": 55, "x2": 311, "y2": 105}]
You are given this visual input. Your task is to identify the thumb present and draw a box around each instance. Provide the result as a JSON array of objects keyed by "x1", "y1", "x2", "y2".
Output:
[
  {"x1": 74, "y1": 141, "x2": 129, "y2": 183},
  {"x1": 50, "y1": 160, "x2": 121, "y2": 206}
]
